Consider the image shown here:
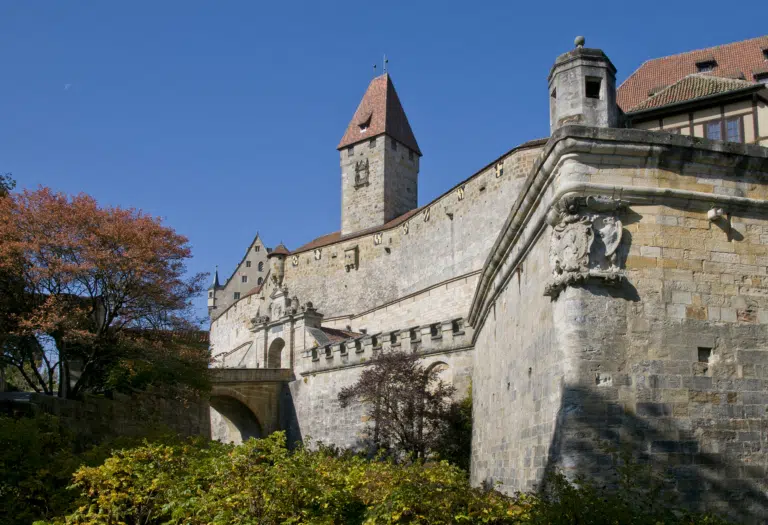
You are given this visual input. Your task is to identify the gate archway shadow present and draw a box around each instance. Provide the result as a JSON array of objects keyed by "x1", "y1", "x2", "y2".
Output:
[{"x1": 209, "y1": 395, "x2": 262, "y2": 444}]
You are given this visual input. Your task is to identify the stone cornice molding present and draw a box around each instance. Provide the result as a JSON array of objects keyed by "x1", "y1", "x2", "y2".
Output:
[{"x1": 467, "y1": 125, "x2": 768, "y2": 336}]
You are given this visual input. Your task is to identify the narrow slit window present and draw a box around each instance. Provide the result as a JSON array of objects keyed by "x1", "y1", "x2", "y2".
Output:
[
  {"x1": 390, "y1": 332, "x2": 397, "y2": 345},
  {"x1": 430, "y1": 323, "x2": 440, "y2": 338},
  {"x1": 585, "y1": 77, "x2": 601, "y2": 99}
]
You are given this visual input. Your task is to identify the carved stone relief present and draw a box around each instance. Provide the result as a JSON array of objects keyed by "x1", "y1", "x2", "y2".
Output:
[
  {"x1": 544, "y1": 195, "x2": 626, "y2": 298},
  {"x1": 354, "y1": 159, "x2": 369, "y2": 187},
  {"x1": 373, "y1": 232, "x2": 383, "y2": 245}
]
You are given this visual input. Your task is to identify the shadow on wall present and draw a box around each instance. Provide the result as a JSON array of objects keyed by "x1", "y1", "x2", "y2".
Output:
[
  {"x1": 280, "y1": 383, "x2": 303, "y2": 449},
  {"x1": 544, "y1": 386, "x2": 768, "y2": 523},
  {"x1": 209, "y1": 395, "x2": 263, "y2": 444}
]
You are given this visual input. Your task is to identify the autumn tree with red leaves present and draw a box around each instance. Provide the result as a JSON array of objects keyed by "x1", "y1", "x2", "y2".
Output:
[
  {"x1": 338, "y1": 350, "x2": 456, "y2": 460},
  {"x1": 0, "y1": 185, "x2": 209, "y2": 398}
]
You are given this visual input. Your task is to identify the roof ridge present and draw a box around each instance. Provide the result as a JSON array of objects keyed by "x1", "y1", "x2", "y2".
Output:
[{"x1": 639, "y1": 34, "x2": 768, "y2": 64}]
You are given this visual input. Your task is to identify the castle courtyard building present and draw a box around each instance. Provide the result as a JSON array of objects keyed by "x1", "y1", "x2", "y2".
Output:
[{"x1": 208, "y1": 35, "x2": 768, "y2": 521}]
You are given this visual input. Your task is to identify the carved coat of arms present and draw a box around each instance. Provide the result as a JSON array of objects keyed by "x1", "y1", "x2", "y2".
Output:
[{"x1": 544, "y1": 196, "x2": 625, "y2": 298}]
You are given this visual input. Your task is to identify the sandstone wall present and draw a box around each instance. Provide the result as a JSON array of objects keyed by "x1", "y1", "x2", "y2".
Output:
[
  {"x1": 286, "y1": 143, "x2": 543, "y2": 320},
  {"x1": 470, "y1": 126, "x2": 768, "y2": 522}
]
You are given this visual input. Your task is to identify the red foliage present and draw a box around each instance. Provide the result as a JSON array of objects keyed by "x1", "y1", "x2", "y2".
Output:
[{"x1": 0, "y1": 187, "x2": 208, "y2": 397}]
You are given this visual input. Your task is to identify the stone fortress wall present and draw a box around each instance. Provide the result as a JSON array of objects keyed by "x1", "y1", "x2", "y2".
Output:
[
  {"x1": 470, "y1": 125, "x2": 768, "y2": 520},
  {"x1": 208, "y1": 36, "x2": 768, "y2": 521},
  {"x1": 286, "y1": 142, "x2": 543, "y2": 320}
]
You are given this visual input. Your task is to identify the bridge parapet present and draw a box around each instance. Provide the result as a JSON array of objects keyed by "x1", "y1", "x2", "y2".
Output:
[{"x1": 210, "y1": 368, "x2": 293, "y2": 384}]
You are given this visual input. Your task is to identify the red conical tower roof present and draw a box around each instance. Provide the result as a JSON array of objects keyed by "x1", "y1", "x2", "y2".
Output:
[{"x1": 337, "y1": 73, "x2": 421, "y2": 156}]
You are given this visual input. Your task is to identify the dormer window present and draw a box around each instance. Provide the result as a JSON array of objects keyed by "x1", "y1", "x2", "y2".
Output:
[
  {"x1": 358, "y1": 112, "x2": 372, "y2": 133},
  {"x1": 696, "y1": 59, "x2": 717, "y2": 72},
  {"x1": 763, "y1": 48, "x2": 768, "y2": 60}
]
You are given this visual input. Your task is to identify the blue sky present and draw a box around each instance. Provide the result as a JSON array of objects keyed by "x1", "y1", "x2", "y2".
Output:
[{"x1": 2, "y1": 1, "x2": 766, "y2": 321}]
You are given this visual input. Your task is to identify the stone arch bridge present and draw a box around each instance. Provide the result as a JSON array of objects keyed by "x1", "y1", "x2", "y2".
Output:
[{"x1": 209, "y1": 368, "x2": 295, "y2": 444}]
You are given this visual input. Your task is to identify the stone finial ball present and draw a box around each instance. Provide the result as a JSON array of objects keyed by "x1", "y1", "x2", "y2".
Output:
[{"x1": 574, "y1": 35, "x2": 585, "y2": 48}]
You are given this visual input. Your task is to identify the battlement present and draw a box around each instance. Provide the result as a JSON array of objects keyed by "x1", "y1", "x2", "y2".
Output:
[{"x1": 300, "y1": 316, "x2": 473, "y2": 375}]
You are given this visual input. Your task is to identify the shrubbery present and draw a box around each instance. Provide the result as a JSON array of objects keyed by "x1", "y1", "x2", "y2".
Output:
[
  {"x1": 36, "y1": 431, "x2": 731, "y2": 525},
  {"x1": 0, "y1": 413, "x2": 173, "y2": 525}
]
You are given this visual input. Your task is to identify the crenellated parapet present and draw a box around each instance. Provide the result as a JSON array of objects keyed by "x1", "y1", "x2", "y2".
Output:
[{"x1": 300, "y1": 317, "x2": 472, "y2": 375}]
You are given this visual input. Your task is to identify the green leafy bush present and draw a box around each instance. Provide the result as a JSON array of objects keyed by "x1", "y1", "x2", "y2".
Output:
[{"x1": 41, "y1": 432, "x2": 732, "y2": 525}]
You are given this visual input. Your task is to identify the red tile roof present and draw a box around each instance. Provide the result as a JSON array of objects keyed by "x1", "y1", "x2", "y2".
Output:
[
  {"x1": 337, "y1": 73, "x2": 421, "y2": 155},
  {"x1": 268, "y1": 243, "x2": 290, "y2": 257},
  {"x1": 627, "y1": 74, "x2": 761, "y2": 113},
  {"x1": 618, "y1": 35, "x2": 768, "y2": 112}
]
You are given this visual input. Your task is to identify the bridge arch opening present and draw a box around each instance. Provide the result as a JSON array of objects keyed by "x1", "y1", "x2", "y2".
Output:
[
  {"x1": 209, "y1": 395, "x2": 263, "y2": 445},
  {"x1": 267, "y1": 338, "x2": 285, "y2": 368}
]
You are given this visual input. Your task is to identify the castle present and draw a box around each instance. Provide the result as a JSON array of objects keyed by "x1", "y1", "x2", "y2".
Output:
[{"x1": 208, "y1": 35, "x2": 768, "y2": 520}]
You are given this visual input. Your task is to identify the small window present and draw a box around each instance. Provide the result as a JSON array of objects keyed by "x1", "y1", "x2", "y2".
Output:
[
  {"x1": 347, "y1": 145, "x2": 354, "y2": 157},
  {"x1": 371, "y1": 335, "x2": 380, "y2": 348},
  {"x1": 246, "y1": 261, "x2": 251, "y2": 267},
  {"x1": 705, "y1": 120, "x2": 722, "y2": 141},
  {"x1": 208, "y1": 291, "x2": 213, "y2": 298},
  {"x1": 312, "y1": 348, "x2": 318, "y2": 361},
  {"x1": 369, "y1": 137, "x2": 376, "y2": 148},
  {"x1": 698, "y1": 347, "x2": 712, "y2": 363},
  {"x1": 726, "y1": 117, "x2": 742, "y2": 143},
  {"x1": 585, "y1": 77, "x2": 601, "y2": 99},
  {"x1": 430, "y1": 323, "x2": 441, "y2": 338},
  {"x1": 241, "y1": 275, "x2": 247, "y2": 283},
  {"x1": 451, "y1": 319, "x2": 463, "y2": 334},
  {"x1": 325, "y1": 347, "x2": 332, "y2": 358},
  {"x1": 257, "y1": 277, "x2": 263, "y2": 286},
  {"x1": 340, "y1": 343, "x2": 347, "y2": 355},
  {"x1": 390, "y1": 138, "x2": 397, "y2": 151},
  {"x1": 233, "y1": 292, "x2": 241, "y2": 300},
  {"x1": 409, "y1": 328, "x2": 418, "y2": 342},
  {"x1": 355, "y1": 340, "x2": 363, "y2": 353},
  {"x1": 696, "y1": 60, "x2": 717, "y2": 73},
  {"x1": 390, "y1": 332, "x2": 397, "y2": 345},
  {"x1": 254, "y1": 246, "x2": 260, "y2": 252},
  {"x1": 258, "y1": 262, "x2": 264, "y2": 272},
  {"x1": 408, "y1": 149, "x2": 414, "y2": 161}
]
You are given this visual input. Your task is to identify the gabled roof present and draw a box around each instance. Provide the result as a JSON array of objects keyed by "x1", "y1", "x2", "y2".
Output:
[
  {"x1": 627, "y1": 74, "x2": 762, "y2": 114},
  {"x1": 618, "y1": 35, "x2": 768, "y2": 112},
  {"x1": 337, "y1": 73, "x2": 421, "y2": 155}
]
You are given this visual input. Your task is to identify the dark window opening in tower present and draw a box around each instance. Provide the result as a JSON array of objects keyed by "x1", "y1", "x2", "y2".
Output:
[
  {"x1": 369, "y1": 137, "x2": 376, "y2": 148},
  {"x1": 390, "y1": 137, "x2": 397, "y2": 151},
  {"x1": 408, "y1": 149, "x2": 414, "y2": 161},
  {"x1": 208, "y1": 291, "x2": 213, "y2": 298},
  {"x1": 585, "y1": 77, "x2": 601, "y2": 99},
  {"x1": 347, "y1": 145, "x2": 354, "y2": 157}
]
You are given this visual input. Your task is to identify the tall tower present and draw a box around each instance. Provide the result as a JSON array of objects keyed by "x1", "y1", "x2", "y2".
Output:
[
  {"x1": 548, "y1": 36, "x2": 619, "y2": 133},
  {"x1": 337, "y1": 73, "x2": 421, "y2": 236}
]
